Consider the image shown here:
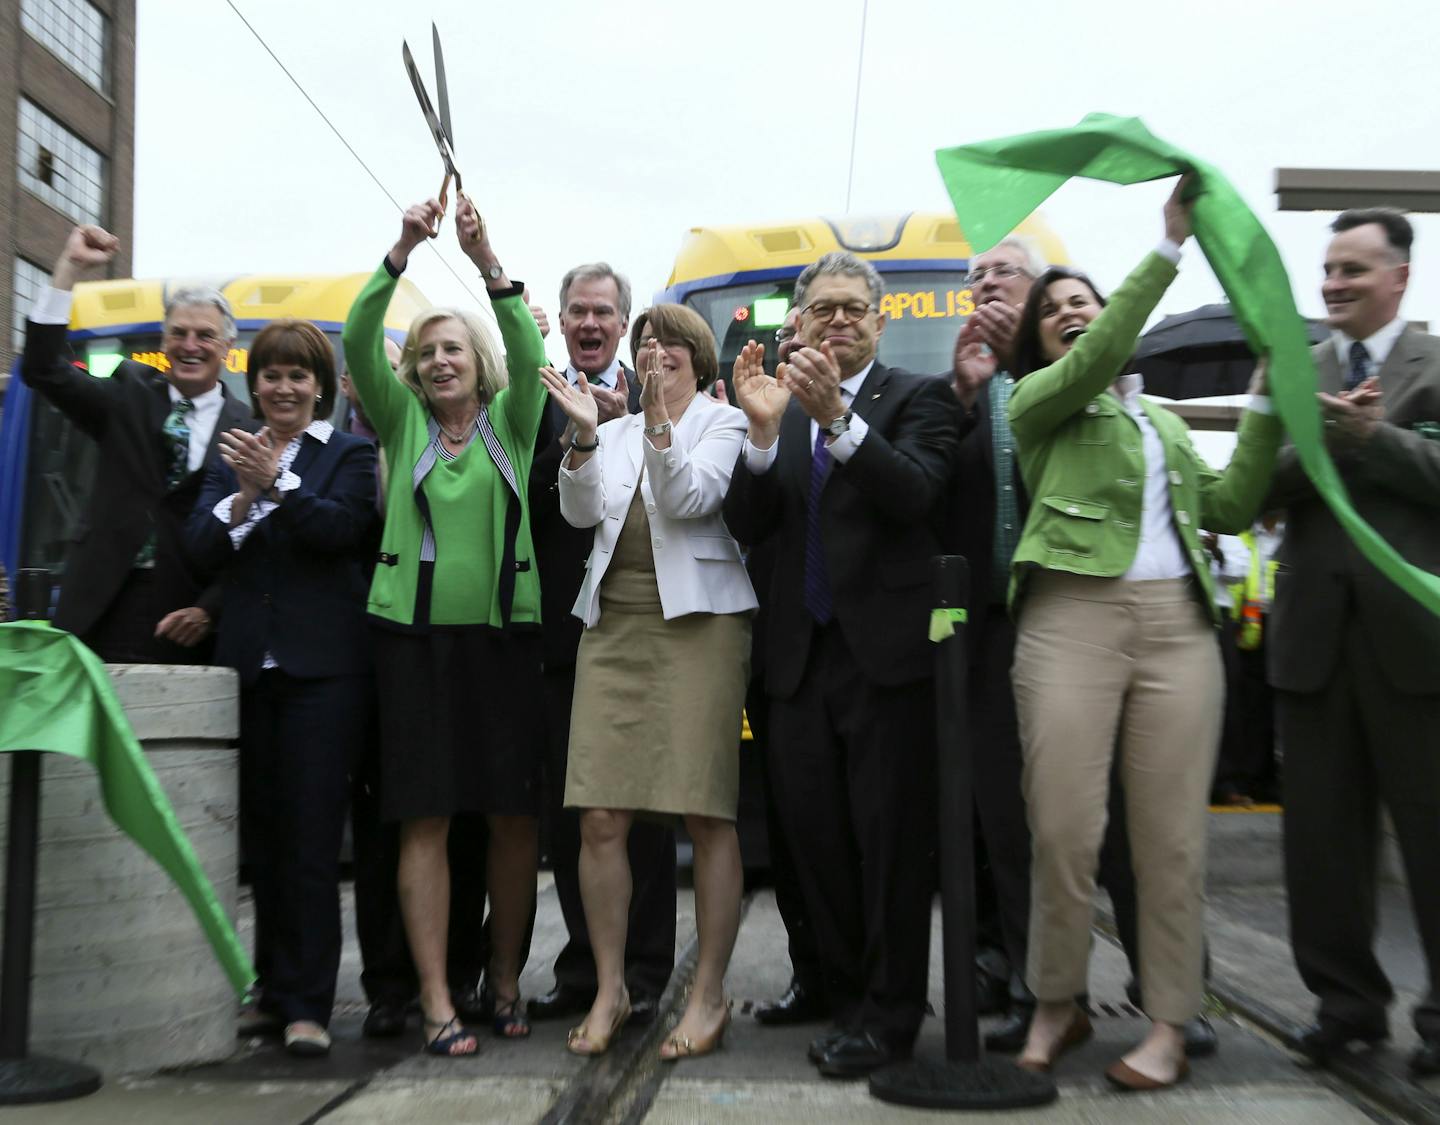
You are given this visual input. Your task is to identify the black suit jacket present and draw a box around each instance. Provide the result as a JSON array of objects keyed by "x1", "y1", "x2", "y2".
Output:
[
  {"x1": 724, "y1": 363, "x2": 963, "y2": 698},
  {"x1": 1267, "y1": 330, "x2": 1440, "y2": 695},
  {"x1": 187, "y1": 429, "x2": 378, "y2": 687},
  {"x1": 950, "y1": 380, "x2": 1027, "y2": 659},
  {"x1": 529, "y1": 365, "x2": 641, "y2": 671},
  {"x1": 20, "y1": 319, "x2": 255, "y2": 638}
]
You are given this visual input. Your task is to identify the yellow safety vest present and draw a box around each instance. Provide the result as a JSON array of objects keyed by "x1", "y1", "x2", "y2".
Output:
[{"x1": 1230, "y1": 530, "x2": 1278, "y2": 650}]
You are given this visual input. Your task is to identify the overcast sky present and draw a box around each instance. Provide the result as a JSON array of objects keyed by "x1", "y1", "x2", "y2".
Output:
[{"x1": 134, "y1": 0, "x2": 1439, "y2": 369}]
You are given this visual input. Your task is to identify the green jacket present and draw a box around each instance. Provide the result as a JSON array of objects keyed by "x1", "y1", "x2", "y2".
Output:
[
  {"x1": 341, "y1": 261, "x2": 548, "y2": 630},
  {"x1": 1007, "y1": 250, "x2": 1283, "y2": 623}
]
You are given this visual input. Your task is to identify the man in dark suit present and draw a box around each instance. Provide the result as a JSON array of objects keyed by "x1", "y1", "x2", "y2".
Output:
[
  {"x1": 725, "y1": 251, "x2": 962, "y2": 1077},
  {"x1": 1268, "y1": 208, "x2": 1440, "y2": 1077},
  {"x1": 526, "y1": 263, "x2": 677, "y2": 1025},
  {"x1": 20, "y1": 223, "x2": 252, "y2": 663}
]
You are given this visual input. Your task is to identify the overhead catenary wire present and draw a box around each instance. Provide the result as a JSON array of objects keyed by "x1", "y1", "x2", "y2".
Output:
[
  {"x1": 222, "y1": 0, "x2": 485, "y2": 306},
  {"x1": 843, "y1": 0, "x2": 869, "y2": 215}
]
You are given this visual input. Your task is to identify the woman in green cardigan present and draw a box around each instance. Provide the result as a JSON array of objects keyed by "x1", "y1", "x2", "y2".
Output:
[
  {"x1": 1003, "y1": 181, "x2": 1281, "y2": 1090},
  {"x1": 341, "y1": 196, "x2": 548, "y2": 1056}
]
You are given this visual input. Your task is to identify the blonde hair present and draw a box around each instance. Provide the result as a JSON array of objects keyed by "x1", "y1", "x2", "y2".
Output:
[{"x1": 396, "y1": 307, "x2": 507, "y2": 406}]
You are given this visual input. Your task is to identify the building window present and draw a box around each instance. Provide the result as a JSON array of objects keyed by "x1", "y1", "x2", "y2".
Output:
[
  {"x1": 13, "y1": 257, "x2": 49, "y2": 351},
  {"x1": 20, "y1": 0, "x2": 109, "y2": 93},
  {"x1": 17, "y1": 99, "x2": 106, "y2": 226}
]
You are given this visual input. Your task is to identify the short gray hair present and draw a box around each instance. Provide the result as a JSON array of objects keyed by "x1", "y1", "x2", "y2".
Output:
[
  {"x1": 558, "y1": 263, "x2": 632, "y2": 322},
  {"x1": 793, "y1": 251, "x2": 884, "y2": 312},
  {"x1": 990, "y1": 234, "x2": 1048, "y2": 278},
  {"x1": 164, "y1": 286, "x2": 237, "y2": 342}
]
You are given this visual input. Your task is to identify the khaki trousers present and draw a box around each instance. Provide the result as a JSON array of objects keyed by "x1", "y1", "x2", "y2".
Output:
[{"x1": 1012, "y1": 572, "x2": 1222, "y2": 1023}]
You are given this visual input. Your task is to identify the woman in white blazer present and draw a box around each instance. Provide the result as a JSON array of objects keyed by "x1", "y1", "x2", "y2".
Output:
[{"x1": 542, "y1": 303, "x2": 756, "y2": 1063}]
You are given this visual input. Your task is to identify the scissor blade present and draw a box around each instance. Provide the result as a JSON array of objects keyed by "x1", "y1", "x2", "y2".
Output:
[
  {"x1": 432, "y1": 23, "x2": 455, "y2": 153},
  {"x1": 402, "y1": 39, "x2": 455, "y2": 168}
]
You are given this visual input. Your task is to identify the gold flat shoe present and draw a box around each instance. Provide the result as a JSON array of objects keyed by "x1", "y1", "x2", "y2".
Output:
[{"x1": 566, "y1": 996, "x2": 631, "y2": 1057}]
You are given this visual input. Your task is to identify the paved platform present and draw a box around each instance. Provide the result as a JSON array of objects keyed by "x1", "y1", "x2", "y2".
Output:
[{"x1": 7, "y1": 810, "x2": 1438, "y2": 1123}]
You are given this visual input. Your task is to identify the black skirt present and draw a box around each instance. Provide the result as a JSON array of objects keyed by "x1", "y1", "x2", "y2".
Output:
[{"x1": 372, "y1": 625, "x2": 543, "y2": 821}]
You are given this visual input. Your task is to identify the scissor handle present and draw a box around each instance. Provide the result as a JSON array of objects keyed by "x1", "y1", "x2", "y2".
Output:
[{"x1": 431, "y1": 172, "x2": 453, "y2": 235}]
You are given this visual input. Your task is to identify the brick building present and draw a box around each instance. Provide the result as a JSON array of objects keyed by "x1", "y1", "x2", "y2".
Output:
[{"x1": 0, "y1": 0, "x2": 135, "y2": 400}]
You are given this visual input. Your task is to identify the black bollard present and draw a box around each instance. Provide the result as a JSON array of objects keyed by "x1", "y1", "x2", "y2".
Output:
[
  {"x1": 0, "y1": 569, "x2": 102, "y2": 1105},
  {"x1": 870, "y1": 556, "x2": 1055, "y2": 1110}
]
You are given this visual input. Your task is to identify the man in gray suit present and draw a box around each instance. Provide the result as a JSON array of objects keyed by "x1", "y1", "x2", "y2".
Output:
[{"x1": 1268, "y1": 208, "x2": 1440, "y2": 1077}]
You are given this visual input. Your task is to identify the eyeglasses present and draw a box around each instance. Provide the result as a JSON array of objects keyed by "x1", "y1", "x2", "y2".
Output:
[
  {"x1": 801, "y1": 300, "x2": 874, "y2": 323},
  {"x1": 963, "y1": 264, "x2": 1032, "y2": 288}
]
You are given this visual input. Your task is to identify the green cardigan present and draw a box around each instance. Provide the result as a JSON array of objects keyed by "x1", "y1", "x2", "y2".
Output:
[
  {"x1": 341, "y1": 261, "x2": 548, "y2": 630},
  {"x1": 1007, "y1": 250, "x2": 1283, "y2": 623}
]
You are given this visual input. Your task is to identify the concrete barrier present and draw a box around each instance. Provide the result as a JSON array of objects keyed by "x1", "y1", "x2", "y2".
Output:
[{"x1": 0, "y1": 663, "x2": 240, "y2": 1074}]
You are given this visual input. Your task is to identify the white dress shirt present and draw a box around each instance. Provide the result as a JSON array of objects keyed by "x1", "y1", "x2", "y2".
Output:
[
  {"x1": 741, "y1": 359, "x2": 874, "y2": 474},
  {"x1": 566, "y1": 358, "x2": 624, "y2": 391},
  {"x1": 1332, "y1": 316, "x2": 1406, "y2": 371}
]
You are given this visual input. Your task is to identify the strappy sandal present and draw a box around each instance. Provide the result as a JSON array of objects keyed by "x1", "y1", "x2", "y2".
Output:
[
  {"x1": 491, "y1": 992, "x2": 531, "y2": 1039},
  {"x1": 423, "y1": 1014, "x2": 479, "y2": 1057},
  {"x1": 660, "y1": 1002, "x2": 732, "y2": 1062},
  {"x1": 566, "y1": 995, "x2": 632, "y2": 1057}
]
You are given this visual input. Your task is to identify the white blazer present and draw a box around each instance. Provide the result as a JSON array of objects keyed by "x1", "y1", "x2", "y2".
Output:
[{"x1": 559, "y1": 393, "x2": 758, "y2": 627}]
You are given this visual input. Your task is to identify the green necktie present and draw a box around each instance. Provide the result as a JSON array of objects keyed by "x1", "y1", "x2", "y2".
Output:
[{"x1": 935, "y1": 113, "x2": 1440, "y2": 618}]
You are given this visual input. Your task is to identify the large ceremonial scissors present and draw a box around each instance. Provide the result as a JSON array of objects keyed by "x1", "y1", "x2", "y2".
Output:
[{"x1": 402, "y1": 24, "x2": 463, "y2": 228}]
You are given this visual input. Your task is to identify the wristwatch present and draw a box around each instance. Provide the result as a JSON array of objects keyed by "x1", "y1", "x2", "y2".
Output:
[
  {"x1": 644, "y1": 421, "x2": 672, "y2": 437},
  {"x1": 483, "y1": 263, "x2": 503, "y2": 281},
  {"x1": 821, "y1": 411, "x2": 853, "y2": 438}
]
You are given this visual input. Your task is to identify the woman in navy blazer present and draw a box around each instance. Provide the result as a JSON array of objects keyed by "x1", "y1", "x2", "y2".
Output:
[
  {"x1": 188, "y1": 319, "x2": 378, "y2": 1056},
  {"x1": 543, "y1": 304, "x2": 756, "y2": 1061}
]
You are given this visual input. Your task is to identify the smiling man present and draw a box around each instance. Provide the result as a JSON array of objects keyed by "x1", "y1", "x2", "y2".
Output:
[
  {"x1": 726, "y1": 250, "x2": 962, "y2": 1077},
  {"x1": 1267, "y1": 208, "x2": 1440, "y2": 1078},
  {"x1": 526, "y1": 263, "x2": 678, "y2": 1027},
  {"x1": 20, "y1": 223, "x2": 253, "y2": 662}
]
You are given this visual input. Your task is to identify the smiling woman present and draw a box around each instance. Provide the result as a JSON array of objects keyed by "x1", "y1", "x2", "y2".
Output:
[
  {"x1": 1002, "y1": 181, "x2": 1284, "y2": 1090},
  {"x1": 340, "y1": 193, "x2": 549, "y2": 1057}
]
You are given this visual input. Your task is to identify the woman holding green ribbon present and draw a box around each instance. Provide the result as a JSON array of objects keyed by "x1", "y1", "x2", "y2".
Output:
[
  {"x1": 340, "y1": 196, "x2": 548, "y2": 1056},
  {"x1": 1003, "y1": 180, "x2": 1281, "y2": 1090}
]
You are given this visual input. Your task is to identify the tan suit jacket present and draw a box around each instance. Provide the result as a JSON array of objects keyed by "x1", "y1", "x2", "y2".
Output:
[{"x1": 1267, "y1": 329, "x2": 1440, "y2": 694}]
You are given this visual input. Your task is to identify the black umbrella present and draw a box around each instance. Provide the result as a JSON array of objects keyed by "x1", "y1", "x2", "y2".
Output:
[{"x1": 1135, "y1": 303, "x2": 1327, "y2": 399}]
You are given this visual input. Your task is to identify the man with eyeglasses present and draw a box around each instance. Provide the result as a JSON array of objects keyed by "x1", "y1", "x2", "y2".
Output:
[
  {"x1": 525, "y1": 263, "x2": 677, "y2": 1028},
  {"x1": 20, "y1": 223, "x2": 253, "y2": 663},
  {"x1": 726, "y1": 251, "x2": 962, "y2": 1077}
]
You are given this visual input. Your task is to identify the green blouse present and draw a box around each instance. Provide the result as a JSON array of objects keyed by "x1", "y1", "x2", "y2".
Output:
[{"x1": 341, "y1": 260, "x2": 548, "y2": 629}]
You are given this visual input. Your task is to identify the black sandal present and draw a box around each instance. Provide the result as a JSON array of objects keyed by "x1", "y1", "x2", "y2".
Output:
[
  {"x1": 489, "y1": 987, "x2": 531, "y2": 1039},
  {"x1": 423, "y1": 1015, "x2": 479, "y2": 1057}
]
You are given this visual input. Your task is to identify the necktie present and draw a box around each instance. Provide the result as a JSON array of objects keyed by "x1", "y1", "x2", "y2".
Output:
[
  {"x1": 1346, "y1": 341, "x2": 1371, "y2": 392},
  {"x1": 803, "y1": 426, "x2": 834, "y2": 625},
  {"x1": 134, "y1": 398, "x2": 195, "y2": 567},
  {"x1": 587, "y1": 373, "x2": 606, "y2": 385},
  {"x1": 162, "y1": 397, "x2": 196, "y2": 488}
]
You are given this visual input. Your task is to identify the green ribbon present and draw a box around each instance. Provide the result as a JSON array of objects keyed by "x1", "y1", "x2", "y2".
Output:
[
  {"x1": 935, "y1": 113, "x2": 1440, "y2": 617},
  {"x1": 928, "y1": 606, "x2": 968, "y2": 643},
  {"x1": 0, "y1": 621, "x2": 256, "y2": 995}
]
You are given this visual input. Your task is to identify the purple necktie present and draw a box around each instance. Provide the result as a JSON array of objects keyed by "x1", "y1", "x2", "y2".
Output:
[{"x1": 804, "y1": 426, "x2": 834, "y2": 625}]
